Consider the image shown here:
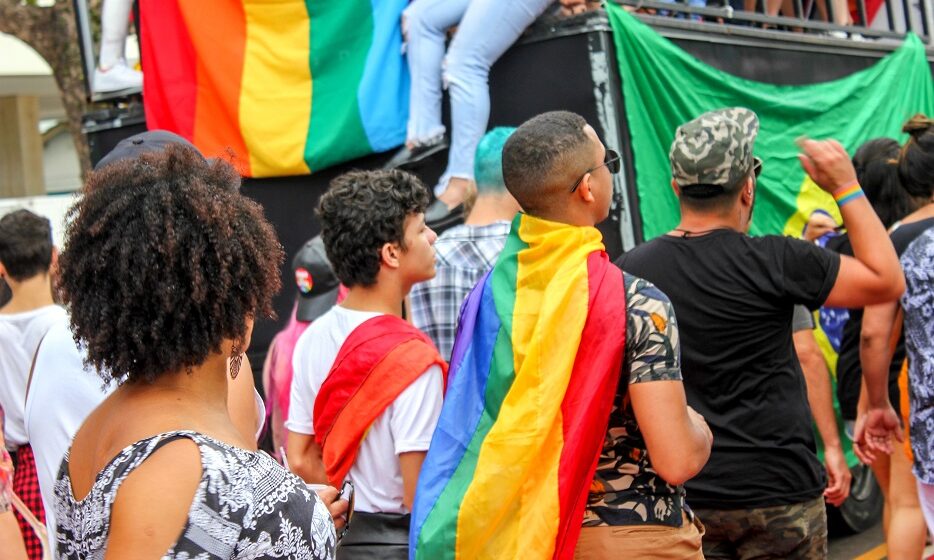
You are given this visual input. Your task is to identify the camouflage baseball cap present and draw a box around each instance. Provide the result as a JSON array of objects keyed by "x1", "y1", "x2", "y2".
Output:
[{"x1": 669, "y1": 108, "x2": 760, "y2": 195}]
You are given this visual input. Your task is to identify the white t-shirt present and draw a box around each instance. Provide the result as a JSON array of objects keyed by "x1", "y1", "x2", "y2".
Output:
[
  {"x1": 24, "y1": 316, "x2": 115, "y2": 555},
  {"x1": 0, "y1": 304, "x2": 68, "y2": 448},
  {"x1": 252, "y1": 389, "x2": 266, "y2": 442},
  {"x1": 286, "y1": 306, "x2": 443, "y2": 514}
]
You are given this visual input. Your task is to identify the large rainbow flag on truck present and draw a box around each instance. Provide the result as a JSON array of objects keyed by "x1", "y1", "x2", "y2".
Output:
[{"x1": 140, "y1": 0, "x2": 409, "y2": 178}]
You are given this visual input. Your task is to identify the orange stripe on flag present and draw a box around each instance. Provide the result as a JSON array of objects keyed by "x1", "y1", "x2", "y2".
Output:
[
  {"x1": 177, "y1": 0, "x2": 250, "y2": 176},
  {"x1": 321, "y1": 339, "x2": 443, "y2": 486}
]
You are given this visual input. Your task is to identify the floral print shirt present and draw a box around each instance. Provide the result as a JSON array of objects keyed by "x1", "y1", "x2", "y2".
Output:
[
  {"x1": 584, "y1": 273, "x2": 687, "y2": 528},
  {"x1": 55, "y1": 431, "x2": 336, "y2": 559},
  {"x1": 901, "y1": 227, "x2": 934, "y2": 484}
]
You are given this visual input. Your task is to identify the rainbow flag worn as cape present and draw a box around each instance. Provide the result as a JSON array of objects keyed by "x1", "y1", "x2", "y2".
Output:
[
  {"x1": 410, "y1": 214, "x2": 628, "y2": 560},
  {"x1": 139, "y1": 0, "x2": 409, "y2": 178},
  {"x1": 313, "y1": 315, "x2": 447, "y2": 487}
]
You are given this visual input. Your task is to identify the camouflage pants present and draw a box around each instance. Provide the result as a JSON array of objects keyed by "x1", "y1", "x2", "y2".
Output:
[{"x1": 693, "y1": 496, "x2": 827, "y2": 560}]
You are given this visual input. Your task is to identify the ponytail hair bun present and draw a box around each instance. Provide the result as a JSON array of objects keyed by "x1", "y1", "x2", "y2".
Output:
[
  {"x1": 898, "y1": 114, "x2": 934, "y2": 199},
  {"x1": 902, "y1": 114, "x2": 934, "y2": 142}
]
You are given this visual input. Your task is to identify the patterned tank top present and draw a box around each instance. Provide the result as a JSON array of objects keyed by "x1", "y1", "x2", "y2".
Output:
[{"x1": 54, "y1": 430, "x2": 336, "y2": 559}]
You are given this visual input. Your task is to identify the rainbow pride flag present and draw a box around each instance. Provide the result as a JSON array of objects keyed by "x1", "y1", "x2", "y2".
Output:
[
  {"x1": 139, "y1": 0, "x2": 409, "y2": 178},
  {"x1": 410, "y1": 214, "x2": 628, "y2": 560}
]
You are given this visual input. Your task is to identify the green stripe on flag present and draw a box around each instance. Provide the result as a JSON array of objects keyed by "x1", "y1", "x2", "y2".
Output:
[
  {"x1": 416, "y1": 228, "x2": 528, "y2": 559},
  {"x1": 607, "y1": 4, "x2": 934, "y2": 240},
  {"x1": 304, "y1": 0, "x2": 374, "y2": 172}
]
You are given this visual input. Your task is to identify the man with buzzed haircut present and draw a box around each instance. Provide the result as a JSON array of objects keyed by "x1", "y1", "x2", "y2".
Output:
[
  {"x1": 618, "y1": 108, "x2": 904, "y2": 558},
  {"x1": 411, "y1": 111, "x2": 712, "y2": 559}
]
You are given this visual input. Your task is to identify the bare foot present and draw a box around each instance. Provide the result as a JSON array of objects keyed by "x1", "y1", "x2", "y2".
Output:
[{"x1": 437, "y1": 177, "x2": 476, "y2": 209}]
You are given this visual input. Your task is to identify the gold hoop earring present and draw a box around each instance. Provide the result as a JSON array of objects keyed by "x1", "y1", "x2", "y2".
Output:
[{"x1": 230, "y1": 343, "x2": 243, "y2": 380}]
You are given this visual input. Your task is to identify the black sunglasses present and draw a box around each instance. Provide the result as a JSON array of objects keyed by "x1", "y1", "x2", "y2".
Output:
[
  {"x1": 570, "y1": 149, "x2": 621, "y2": 192},
  {"x1": 752, "y1": 157, "x2": 762, "y2": 178}
]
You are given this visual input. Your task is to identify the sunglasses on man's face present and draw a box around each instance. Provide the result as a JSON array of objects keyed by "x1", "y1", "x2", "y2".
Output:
[
  {"x1": 570, "y1": 148, "x2": 622, "y2": 192},
  {"x1": 753, "y1": 157, "x2": 763, "y2": 178}
]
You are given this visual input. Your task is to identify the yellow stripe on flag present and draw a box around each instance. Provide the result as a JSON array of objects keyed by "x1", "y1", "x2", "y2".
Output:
[
  {"x1": 455, "y1": 215, "x2": 604, "y2": 559},
  {"x1": 240, "y1": 0, "x2": 312, "y2": 177},
  {"x1": 782, "y1": 176, "x2": 844, "y2": 238},
  {"x1": 853, "y1": 543, "x2": 887, "y2": 560}
]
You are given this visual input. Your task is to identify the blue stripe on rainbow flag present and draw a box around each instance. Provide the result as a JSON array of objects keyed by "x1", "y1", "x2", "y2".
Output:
[
  {"x1": 358, "y1": 0, "x2": 410, "y2": 152},
  {"x1": 409, "y1": 273, "x2": 500, "y2": 558}
]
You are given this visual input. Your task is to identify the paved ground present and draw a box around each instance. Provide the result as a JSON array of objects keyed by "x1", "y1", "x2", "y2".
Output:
[
  {"x1": 829, "y1": 521, "x2": 934, "y2": 559},
  {"x1": 829, "y1": 521, "x2": 885, "y2": 559}
]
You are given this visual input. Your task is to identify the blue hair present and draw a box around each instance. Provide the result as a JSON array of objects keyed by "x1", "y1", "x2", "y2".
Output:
[{"x1": 474, "y1": 127, "x2": 516, "y2": 195}]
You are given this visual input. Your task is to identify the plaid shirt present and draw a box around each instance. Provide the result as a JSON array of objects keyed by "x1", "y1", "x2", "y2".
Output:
[{"x1": 410, "y1": 221, "x2": 511, "y2": 360}]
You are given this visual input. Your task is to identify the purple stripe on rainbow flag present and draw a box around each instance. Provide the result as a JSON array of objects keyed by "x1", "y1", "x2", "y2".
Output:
[
  {"x1": 448, "y1": 270, "x2": 492, "y2": 380},
  {"x1": 409, "y1": 275, "x2": 501, "y2": 558}
]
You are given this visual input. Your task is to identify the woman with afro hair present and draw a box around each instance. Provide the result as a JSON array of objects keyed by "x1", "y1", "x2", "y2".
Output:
[{"x1": 52, "y1": 144, "x2": 340, "y2": 559}]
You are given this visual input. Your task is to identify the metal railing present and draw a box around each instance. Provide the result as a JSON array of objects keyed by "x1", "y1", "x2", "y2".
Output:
[{"x1": 611, "y1": 0, "x2": 934, "y2": 43}]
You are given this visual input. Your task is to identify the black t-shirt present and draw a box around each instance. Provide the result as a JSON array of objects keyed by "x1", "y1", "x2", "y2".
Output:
[
  {"x1": 833, "y1": 217, "x2": 934, "y2": 420},
  {"x1": 617, "y1": 229, "x2": 840, "y2": 510}
]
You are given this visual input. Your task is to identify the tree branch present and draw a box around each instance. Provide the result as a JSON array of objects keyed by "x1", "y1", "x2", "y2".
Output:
[{"x1": 0, "y1": 0, "x2": 92, "y2": 180}]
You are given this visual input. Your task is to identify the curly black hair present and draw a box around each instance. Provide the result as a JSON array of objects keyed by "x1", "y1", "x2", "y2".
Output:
[
  {"x1": 58, "y1": 144, "x2": 283, "y2": 384},
  {"x1": 316, "y1": 169, "x2": 429, "y2": 287},
  {"x1": 0, "y1": 209, "x2": 53, "y2": 281}
]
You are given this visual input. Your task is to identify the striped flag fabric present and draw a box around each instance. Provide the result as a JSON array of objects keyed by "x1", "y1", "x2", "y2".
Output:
[
  {"x1": 410, "y1": 214, "x2": 628, "y2": 560},
  {"x1": 607, "y1": 4, "x2": 934, "y2": 240},
  {"x1": 139, "y1": 0, "x2": 409, "y2": 178},
  {"x1": 312, "y1": 315, "x2": 447, "y2": 487}
]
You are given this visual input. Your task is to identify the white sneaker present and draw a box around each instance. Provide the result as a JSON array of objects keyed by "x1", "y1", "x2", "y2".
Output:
[
  {"x1": 93, "y1": 60, "x2": 143, "y2": 93},
  {"x1": 822, "y1": 29, "x2": 849, "y2": 39}
]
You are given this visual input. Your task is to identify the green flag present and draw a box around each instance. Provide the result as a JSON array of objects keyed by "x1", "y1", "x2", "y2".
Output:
[{"x1": 607, "y1": 5, "x2": 934, "y2": 240}]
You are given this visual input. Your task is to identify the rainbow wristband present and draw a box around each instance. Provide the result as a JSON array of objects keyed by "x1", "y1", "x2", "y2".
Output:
[{"x1": 833, "y1": 182, "x2": 864, "y2": 207}]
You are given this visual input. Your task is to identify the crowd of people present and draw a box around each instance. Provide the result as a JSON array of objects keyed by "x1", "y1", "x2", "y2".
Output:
[
  {"x1": 0, "y1": 105, "x2": 931, "y2": 559},
  {"x1": 383, "y1": 0, "x2": 871, "y2": 239}
]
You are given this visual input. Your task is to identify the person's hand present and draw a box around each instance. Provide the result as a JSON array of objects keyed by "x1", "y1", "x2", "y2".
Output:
[
  {"x1": 822, "y1": 445, "x2": 851, "y2": 507},
  {"x1": 560, "y1": 0, "x2": 589, "y2": 16},
  {"x1": 797, "y1": 139, "x2": 859, "y2": 194},
  {"x1": 853, "y1": 405, "x2": 905, "y2": 464},
  {"x1": 803, "y1": 212, "x2": 840, "y2": 242},
  {"x1": 851, "y1": 413, "x2": 872, "y2": 464},
  {"x1": 687, "y1": 406, "x2": 714, "y2": 447},
  {"x1": 313, "y1": 485, "x2": 349, "y2": 532}
]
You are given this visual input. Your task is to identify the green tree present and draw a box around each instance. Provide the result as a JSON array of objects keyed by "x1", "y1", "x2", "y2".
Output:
[{"x1": 0, "y1": 0, "x2": 100, "y2": 178}]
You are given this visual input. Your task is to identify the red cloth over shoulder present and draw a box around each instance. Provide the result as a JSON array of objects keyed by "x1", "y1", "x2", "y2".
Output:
[{"x1": 313, "y1": 315, "x2": 448, "y2": 487}]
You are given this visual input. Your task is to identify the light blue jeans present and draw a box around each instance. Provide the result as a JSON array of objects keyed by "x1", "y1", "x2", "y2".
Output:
[
  {"x1": 657, "y1": 0, "x2": 707, "y2": 20},
  {"x1": 403, "y1": 0, "x2": 553, "y2": 192}
]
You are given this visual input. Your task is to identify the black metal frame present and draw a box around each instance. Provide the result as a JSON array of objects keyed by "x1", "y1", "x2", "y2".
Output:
[
  {"x1": 72, "y1": 0, "x2": 143, "y2": 102},
  {"x1": 586, "y1": 26, "x2": 645, "y2": 249},
  {"x1": 610, "y1": 0, "x2": 932, "y2": 41}
]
